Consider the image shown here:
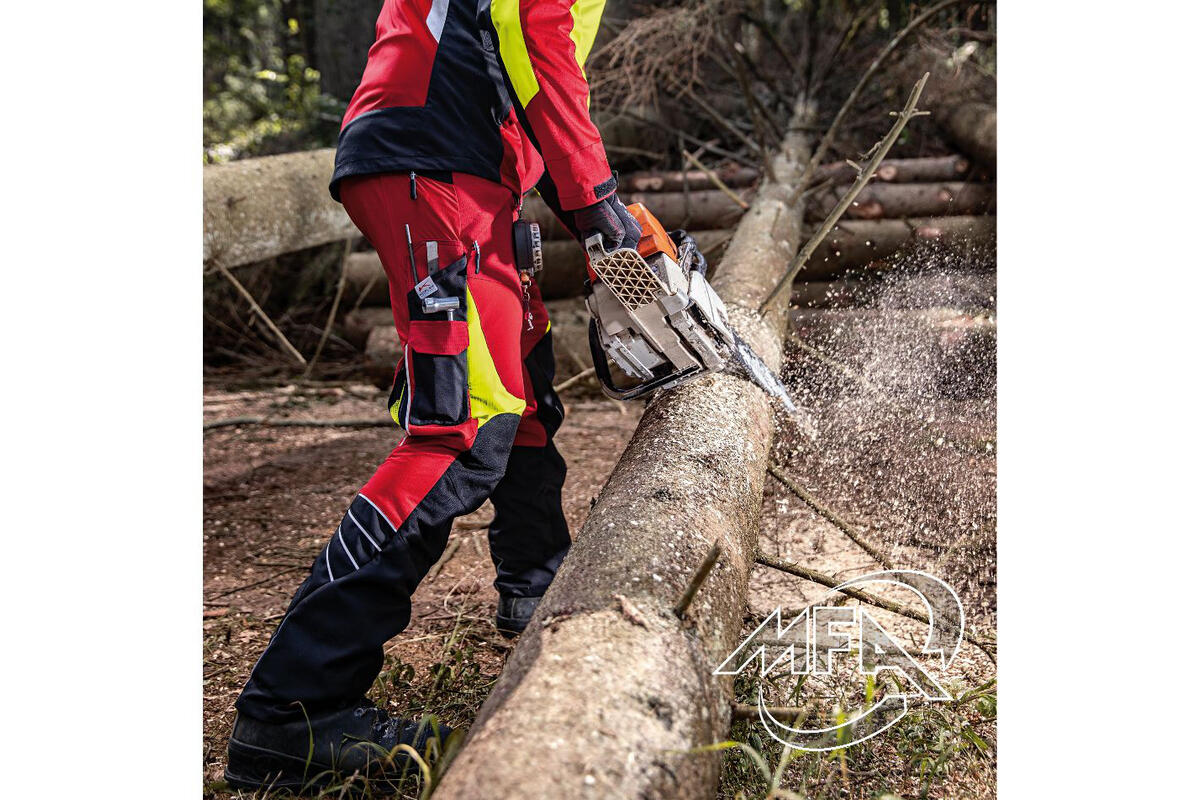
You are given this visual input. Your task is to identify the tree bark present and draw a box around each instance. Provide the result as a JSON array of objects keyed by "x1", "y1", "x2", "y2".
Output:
[
  {"x1": 204, "y1": 148, "x2": 352, "y2": 268},
  {"x1": 313, "y1": 0, "x2": 383, "y2": 102},
  {"x1": 803, "y1": 215, "x2": 997, "y2": 279},
  {"x1": 525, "y1": 189, "x2": 752, "y2": 240},
  {"x1": 806, "y1": 181, "x2": 994, "y2": 221},
  {"x1": 431, "y1": 97, "x2": 817, "y2": 800},
  {"x1": 935, "y1": 101, "x2": 996, "y2": 169}
]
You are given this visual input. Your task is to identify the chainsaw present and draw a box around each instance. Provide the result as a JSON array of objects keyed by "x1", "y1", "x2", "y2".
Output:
[{"x1": 581, "y1": 203, "x2": 798, "y2": 413}]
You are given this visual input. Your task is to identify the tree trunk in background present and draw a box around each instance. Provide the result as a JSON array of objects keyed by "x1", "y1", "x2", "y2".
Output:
[
  {"x1": 935, "y1": 102, "x2": 997, "y2": 170},
  {"x1": 314, "y1": 0, "x2": 382, "y2": 102},
  {"x1": 525, "y1": 189, "x2": 751, "y2": 240},
  {"x1": 806, "y1": 181, "x2": 995, "y2": 221},
  {"x1": 804, "y1": 215, "x2": 997, "y2": 279},
  {"x1": 204, "y1": 149, "x2": 355, "y2": 268}
]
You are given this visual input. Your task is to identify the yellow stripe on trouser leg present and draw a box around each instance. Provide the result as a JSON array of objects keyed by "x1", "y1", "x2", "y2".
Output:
[
  {"x1": 490, "y1": 0, "x2": 540, "y2": 107},
  {"x1": 465, "y1": 285, "x2": 525, "y2": 429}
]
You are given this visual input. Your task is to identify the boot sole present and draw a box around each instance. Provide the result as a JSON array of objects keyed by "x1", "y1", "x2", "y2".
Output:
[{"x1": 225, "y1": 736, "x2": 332, "y2": 793}]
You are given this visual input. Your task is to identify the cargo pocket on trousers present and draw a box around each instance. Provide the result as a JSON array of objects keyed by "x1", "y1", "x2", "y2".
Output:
[{"x1": 389, "y1": 252, "x2": 471, "y2": 433}]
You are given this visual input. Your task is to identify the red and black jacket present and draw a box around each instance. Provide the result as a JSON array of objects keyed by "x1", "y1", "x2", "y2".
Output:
[{"x1": 331, "y1": 0, "x2": 614, "y2": 211}]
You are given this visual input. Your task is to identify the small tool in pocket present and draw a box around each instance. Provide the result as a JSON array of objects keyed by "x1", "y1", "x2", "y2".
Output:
[{"x1": 389, "y1": 248, "x2": 472, "y2": 432}]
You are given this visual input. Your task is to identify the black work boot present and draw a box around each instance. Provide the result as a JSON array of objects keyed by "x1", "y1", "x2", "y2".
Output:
[
  {"x1": 496, "y1": 595, "x2": 543, "y2": 638},
  {"x1": 224, "y1": 699, "x2": 452, "y2": 793}
]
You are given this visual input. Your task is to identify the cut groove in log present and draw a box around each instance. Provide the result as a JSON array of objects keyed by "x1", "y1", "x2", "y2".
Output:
[{"x1": 432, "y1": 97, "x2": 818, "y2": 800}]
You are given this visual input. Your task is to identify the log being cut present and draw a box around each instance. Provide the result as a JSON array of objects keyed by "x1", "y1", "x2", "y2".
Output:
[{"x1": 432, "y1": 95, "x2": 817, "y2": 800}]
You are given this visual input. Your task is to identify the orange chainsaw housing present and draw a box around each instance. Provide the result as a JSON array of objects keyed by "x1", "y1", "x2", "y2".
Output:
[{"x1": 584, "y1": 203, "x2": 676, "y2": 281}]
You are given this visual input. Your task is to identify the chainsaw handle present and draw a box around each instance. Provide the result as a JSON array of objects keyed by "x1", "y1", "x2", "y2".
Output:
[{"x1": 588, "y1": 318, "x2": 626, "y2": 399}]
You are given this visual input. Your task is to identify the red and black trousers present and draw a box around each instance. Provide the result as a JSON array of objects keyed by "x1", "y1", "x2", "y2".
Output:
[{"x1": 237, "y1": 172, "x2": 570, "y2": 722}]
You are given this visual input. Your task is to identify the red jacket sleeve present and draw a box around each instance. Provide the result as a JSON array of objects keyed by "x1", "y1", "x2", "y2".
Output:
[{"x1": 488, "y1": 0, "x2": 614, "y2": 210}]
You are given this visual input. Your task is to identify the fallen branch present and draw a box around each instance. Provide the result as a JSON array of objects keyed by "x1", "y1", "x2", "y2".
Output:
[
  {"x1": 205, "y1": 566, "x2": 306, "y2": 601},
  {"x1": 303, "y1": 238, "x2": 353, "y2": 379},
  {"x1": 683, "y1": 150, "x2": 750, "y2": 210},
  {"x1": 731, "y1": 703, "x2": 813, "y2": 722},
  {"x1": 767, "y1": 464, "x2": 895, "y2": 569},
  {"x1": 214, "y1": 261, "x2": 308, "y2": 366},
  {"x1": 753, "y1": 552, "x2": 996, "y2": 663},
  {"x1": 673, "y1": 541, "x2": 722, "y2": 619},
  {"x1": 552, "y1": 366, "x2": 596, "y2": 393},
  {"x1": 204, "y1": 416, "x2": 392, "y2": 431},
  {"x1": 621, "y1": 165, "x2": 760, "y2": 193}
]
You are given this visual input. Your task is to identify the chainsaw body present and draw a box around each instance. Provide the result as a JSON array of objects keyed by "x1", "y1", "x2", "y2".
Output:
[{"x1": 583, "y1": 203, "x2": 743, "y2": 400}]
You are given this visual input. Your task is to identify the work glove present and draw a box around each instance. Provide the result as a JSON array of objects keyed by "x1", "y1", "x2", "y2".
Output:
[
  {"x1": 574, "y1": 193, "x2": 642, "y2": 252},
  {"x1": 668, "y1": 229, "x2": 707, "y2": 277}
]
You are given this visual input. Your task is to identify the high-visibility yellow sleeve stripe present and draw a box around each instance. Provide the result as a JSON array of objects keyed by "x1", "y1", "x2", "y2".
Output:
[
  {"x1": 490, "y1": 0, "x2": 540, "y2": 107},
  {"x1": 569, "y1": 0, "x2": 606, "y2": 73},
  {"x1": 465, "y1": 285, "x2": 526, "y2": 428}
]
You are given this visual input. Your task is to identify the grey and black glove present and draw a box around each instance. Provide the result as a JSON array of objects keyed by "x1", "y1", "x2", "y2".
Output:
[{"x1": 574, "y1": 192, "x2": 642, "y2": 252}]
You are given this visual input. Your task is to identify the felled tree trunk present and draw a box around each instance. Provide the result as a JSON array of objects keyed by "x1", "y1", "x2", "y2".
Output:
[
  {"x1": 935, "y1": 101, "x2": 997, "y2": 169},
  {"x1": 203, "y1": 148, "x2": 351, "y2": 268},
  {"x1": 803, "y1": 215, "x2": 997, "y2": 280},
  {"x1": 806, "y1": 181, "x2": 995, "y2": 221},
  {"x1": 617, "y1": 155, "x2": 975, "y2": 195},
  {"x1": 620, "y1": 165, "x2": 761, "y2": 193},
  {"x1": 525, "y1": 189, "x2": 752, "y2": 239},
  {"x1": 432, "y1": 98, "x2": 817, "y2": 800}
]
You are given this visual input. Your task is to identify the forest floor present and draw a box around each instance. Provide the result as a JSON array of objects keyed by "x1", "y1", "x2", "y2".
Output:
[{"x1": 203, "y1": 263, "x2": 996, "y2": 800}]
